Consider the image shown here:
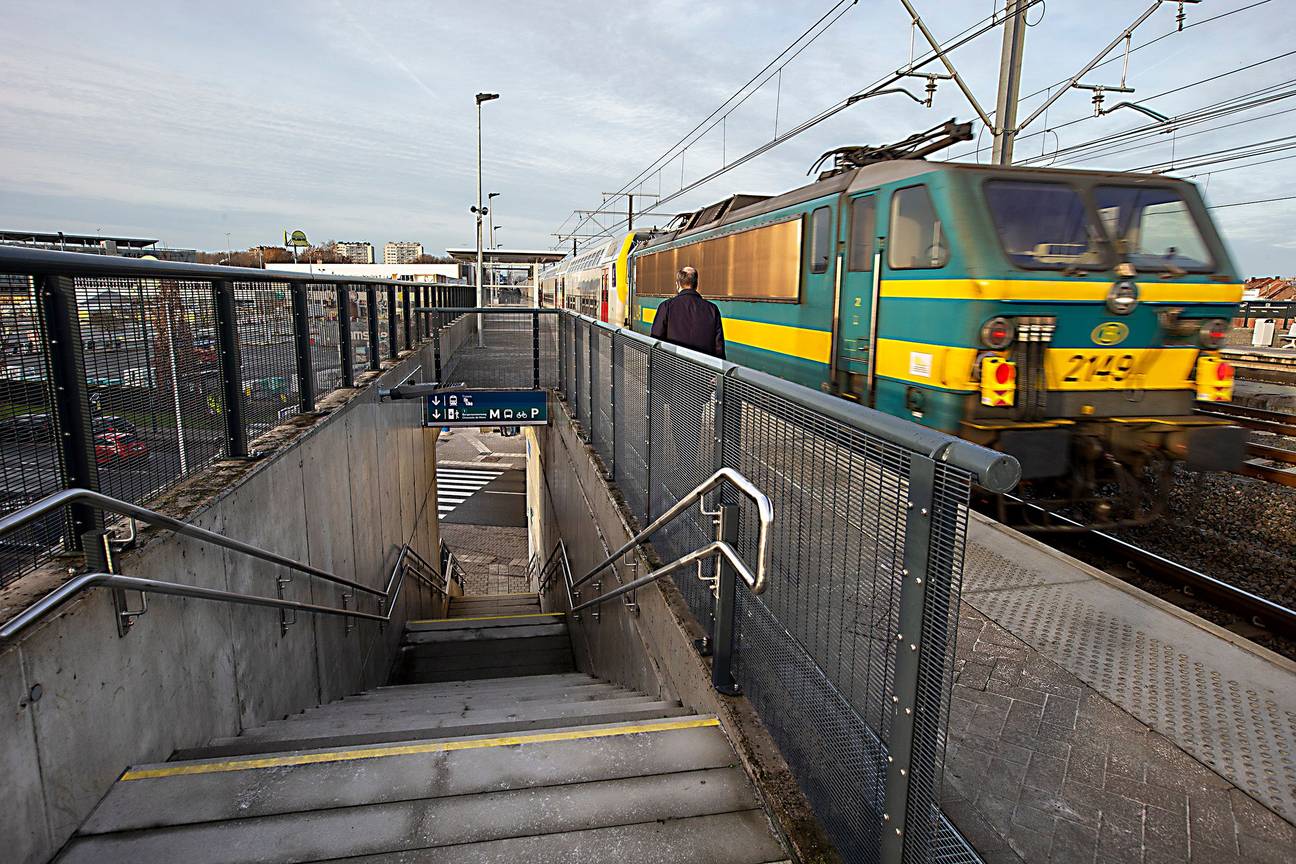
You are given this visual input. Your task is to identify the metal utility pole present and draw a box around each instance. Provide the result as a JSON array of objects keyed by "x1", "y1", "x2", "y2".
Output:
[
  {"x1": 991, "y1": 0, "x2": 1029, "y2": 165},
  {"x1": 474, "y1": 92, "x2": 499, "y2": 347}
]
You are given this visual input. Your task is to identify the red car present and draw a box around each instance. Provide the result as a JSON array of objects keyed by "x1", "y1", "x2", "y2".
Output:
[{"x1": 95, "y1": 432, "x2": 148, "y2": 465}]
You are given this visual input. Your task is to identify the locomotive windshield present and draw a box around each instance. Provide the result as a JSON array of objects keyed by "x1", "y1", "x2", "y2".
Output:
[
  {"x1": 1092, "y1": 185, "x2": 1214, "y2": 272},
  {"x1": 984, "y1": 180, "x2": 1106, "y2": 270}
]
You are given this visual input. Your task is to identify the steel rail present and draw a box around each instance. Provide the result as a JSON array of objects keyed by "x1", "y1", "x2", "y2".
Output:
[
  {"x1": 1000, "y1": 493, "x2": 1296, "y2": 637},
  {"x1": 1, "y1": 543, "x2": 446, "y2": 643},
  {"x1": 1197, "y1": 403, "x2": 1296, "y2": 436},
  {"x1": 0, "y1": 488, "x2": 387, "y2": 598},
  {"x1": 570, "y1": 466, "x2": 773, "y2": 596}
]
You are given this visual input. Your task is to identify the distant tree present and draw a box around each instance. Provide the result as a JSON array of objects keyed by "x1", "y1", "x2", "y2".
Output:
[
  {"x1": 302, "y1": 241, "x2": 349, "y2": 264},
  {"x1": 413, "y1": 254, "x2": 456, "y2": 264}
]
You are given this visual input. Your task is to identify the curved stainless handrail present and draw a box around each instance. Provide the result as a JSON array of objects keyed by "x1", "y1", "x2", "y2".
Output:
[
  {"x1": 571, "y1": 466, "x2": 773, "y2": 595},
  {"x1": 0, "y1": 488, "x2": 386, "y2": 598}
]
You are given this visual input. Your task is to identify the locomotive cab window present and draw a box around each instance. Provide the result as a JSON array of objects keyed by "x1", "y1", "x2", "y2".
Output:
[
  {"x1": 808, "y1": 206, "x2": 832, "y2": 274},
  {"x1": 848, "y1": 196, "x2": 876, "y2": 271},
  {"x1": 1092, "y1": 185, "x2": 1213, "y2": 272},
  {"x1": 984, "y1": 180, "x2": 1106, "y2": 270},
  {"x1": 888, "y1": 185, "x2": 949, "y2": 269}
]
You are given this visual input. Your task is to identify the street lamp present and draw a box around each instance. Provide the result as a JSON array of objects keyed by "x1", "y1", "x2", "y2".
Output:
[
  {"x1": 473, "y1": 92, "x2": 499, "y2": 346},
  {"x1": 487, "y1": 192, "x2": 500, "y2": 248}
]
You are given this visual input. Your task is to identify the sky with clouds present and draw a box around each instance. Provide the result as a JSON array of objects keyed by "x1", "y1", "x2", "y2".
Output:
[{"x1": 1, "y1": 0, "x2": 1292, "y2": 275}]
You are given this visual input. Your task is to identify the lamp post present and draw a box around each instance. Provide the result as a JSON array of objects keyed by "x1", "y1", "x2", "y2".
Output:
[{"x1": 473, "y1": 92, "x2": 499, "y2": 347}]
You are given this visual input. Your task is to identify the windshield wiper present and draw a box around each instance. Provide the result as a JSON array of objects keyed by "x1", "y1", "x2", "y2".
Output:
[{"x1": 1158, "y1": 251, "x2": 1188, "y2": 279}]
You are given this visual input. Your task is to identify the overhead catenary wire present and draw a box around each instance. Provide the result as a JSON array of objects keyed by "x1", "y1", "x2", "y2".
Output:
[
  {"x1": 560, "y1": 0, "x2": 1044, "y2": 248},
  {"x1": 1207, "y1": 194, "x2": 1296, "y2": 210},
  {"x1": 950, "y1": 0, "x2": 1276, "y2": 160}
]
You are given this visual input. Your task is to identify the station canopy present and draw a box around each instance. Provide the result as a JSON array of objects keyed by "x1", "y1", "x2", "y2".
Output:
[{"x1": 445, "y1": 248, "x2": 567, "y2": 266}]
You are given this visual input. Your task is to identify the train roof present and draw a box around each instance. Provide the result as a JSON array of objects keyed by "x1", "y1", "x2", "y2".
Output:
[{"x1": 647, "y1": 158, "x2": 1199, "y2": 251}]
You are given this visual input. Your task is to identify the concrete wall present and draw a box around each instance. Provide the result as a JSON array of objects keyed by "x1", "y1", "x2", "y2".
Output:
[
  {"x1": 533, "y1": 400, "x2": 839, "y2": 864},
  {"x1": 0, "y1": 347, "x2": 443, "y2": 864}
]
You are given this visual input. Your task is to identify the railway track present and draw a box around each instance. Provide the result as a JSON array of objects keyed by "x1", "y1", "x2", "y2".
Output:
[
  {"x1": 1195, "y1": 403, "x2": 1296, "y2": 486},
  {"x1": 992, "y1": 493, "x2": 1296, "y2": 640}
]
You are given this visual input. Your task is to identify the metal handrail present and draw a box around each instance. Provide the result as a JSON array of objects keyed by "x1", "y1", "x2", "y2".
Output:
[
  {"x1": 0, "y1": 244, "x2": 464, "y2": 291},
  {"x1": 1, "y1": 542, "x2": 446, "y2": 643},
  {"x1": 572, "y1": 467, "x2": 772, "y2": 593},
  {"x1": 0, "y1": 486, "x2": 448, "y2": 642},
  {"x1": 565, "y1": 467, "x2": 773, "y2": 613},
  {"x1": 0, "y1": 488, "x2": 386, "y2": 598}
]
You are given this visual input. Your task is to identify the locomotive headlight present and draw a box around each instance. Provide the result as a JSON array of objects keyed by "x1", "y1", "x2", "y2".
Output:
[
  {"x1": 980, "y1": 316, "x2": 1015, "y2": 350},
  {"x1": 1106, "y1": 279, "x2": 1140, "y2": 315},
  {"x1": 1199, "y1": 318, "x2": 1230, "y2": 348}
]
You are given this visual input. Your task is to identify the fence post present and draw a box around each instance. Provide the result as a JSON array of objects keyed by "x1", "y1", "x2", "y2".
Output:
[
  {"x1": 336, "y1": 284, "x2": 354, "y2": 388},
  {"x1": 710, "y1": 502, "x2": 741, "y2": 695},
  {"x1": 366, "y1": 285, "x2": 380, "y2": 372},
  {"x1": 881, "y1": 453, "x2": 938, "y2": 864},
  {"x1": 607, "y1": 331, "x2": 616, "y2": 478},
  {"x1": 644, "y1": 343, "x2": 654, "y2": 521},
  {"x1": 432, "y1": 312, "x2": 443, "y2": 382},
  {"x1": 290, "y1": 284, "x2": 315, "y2": 413},
  {"x1": 588, "y1": 325, "x2": 599, "y2": 448},
  {"x1": 531, "y1": 311, "x2": 541, "y2": 390},
  {"x1": 386, "y1": 285, "x2": 398, "y2": 359},
  {"x1": 402, "y1": 284, "x2": 412, "y2": 349},
  {"x1": 37, "y1": 273, "x2": 105, "y2": 564},
  {"x1": 212, "y1": 279, "x2": 247, "y2": 457}
]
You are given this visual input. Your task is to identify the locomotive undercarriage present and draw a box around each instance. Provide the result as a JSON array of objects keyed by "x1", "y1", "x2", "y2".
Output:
[{"x1": 967, "y1": 417, "x2": 1246, "y2": 531}]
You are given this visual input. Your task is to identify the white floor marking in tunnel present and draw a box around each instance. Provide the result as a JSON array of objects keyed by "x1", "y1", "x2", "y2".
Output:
[{"x1": 436, "y1": 467, "x2": 503, "y2": 515}]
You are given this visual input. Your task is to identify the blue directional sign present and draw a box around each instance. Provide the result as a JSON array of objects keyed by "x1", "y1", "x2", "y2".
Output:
[{"x1": 424, "y1": 389, "x2": 549, "y2": 427}]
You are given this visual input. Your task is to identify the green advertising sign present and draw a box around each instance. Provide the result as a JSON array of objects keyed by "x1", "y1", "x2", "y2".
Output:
[{"x1": 284, "y1": 230, "x2": 310, "y2": 248}]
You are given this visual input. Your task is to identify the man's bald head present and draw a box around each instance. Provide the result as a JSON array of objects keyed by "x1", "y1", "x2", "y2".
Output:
[{"x1": 676, "y1": 266, "x2": 698, "y2": 292}]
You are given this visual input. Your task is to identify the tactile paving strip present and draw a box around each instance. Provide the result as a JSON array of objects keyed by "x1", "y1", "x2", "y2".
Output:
[{"x1": 962, "y1": 523, "x2": 1296, "y2": 823}]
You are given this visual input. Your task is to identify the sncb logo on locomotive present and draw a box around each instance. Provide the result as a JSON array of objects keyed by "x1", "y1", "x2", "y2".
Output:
[{"x1": 1091, "y1": 322, "x2": 1130, "y2": 346}]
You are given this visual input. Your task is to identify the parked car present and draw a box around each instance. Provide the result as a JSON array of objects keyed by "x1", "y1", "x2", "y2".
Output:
[
  {"x1": 0, "y1": 413, "x2": 53, "y2": 442},
  {"x1": 93, "y1": 415, "x2": 140, "y2": 438},
  {"x1": 94, "y1": 432, "x2": 148, "y2": 465}
]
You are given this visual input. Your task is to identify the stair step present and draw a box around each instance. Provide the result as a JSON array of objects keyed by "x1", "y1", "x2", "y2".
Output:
[
  {"x1": 403, "y1": 622, "x2": 568, "y2": 644},
  {"x1": 401, "y1": 634, "x2": 570, "y2": 661},
  {"x1": 371, "y1": 673, "x2": 593, "y2": 694},
  {"x1": 446, "y1": 600, "x2": 541, "y2": 616},
  {"x1": 83, "y1": 716, "x2": 728, "y2": 833},
  {"x1": 171, "y1": 703, "x2": 693, "y2": 761},
  {"x1": 313, "y1": 812, "x2": 791, "y2": 864},
  {"x1": 281, "y1": 694, "x2": 662, "y2": 730},
  {"x1": 341, "y1": 680, "x2": 626, "y2": 705},
  {"x1": 326, "y1": 685, "x2": 637, "y2": 713},
  {"x1": 406, "y1": 612, "x2": 564, "y2": 632},
  {"x1": 60, "y1": 764, "x2": 769, "y2": 864}
]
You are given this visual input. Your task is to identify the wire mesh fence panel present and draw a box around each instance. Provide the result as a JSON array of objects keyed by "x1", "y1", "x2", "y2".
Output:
[
  {"x1": 590, "y1": 328, "x2": 614, "y2": 471},
  {"x1": 0, "y1": 275, "x2": 62, "y2": 585},
  {"x1": 439, "y1": 313, "x2": 541, "y2": 389},
  {"x1": 646, "y1": 347, "x2": 718, "y2": 621},
  {"x1": 348, "y1": 289, "x2": 369, "y2": 374},
  {"x1": 612, "y1": 335, "x2": 651, "y2": 526},
  {"x1": 308, "y1": 286, "x2": 342, "y2": 395},
  {"x1": 377, "y1": 290, "x2": 391, "y2": 360},
  {"x1": 574, "y1": 321, "x2": 590, "y2": 428},
  {"x1": 77, "y1": 276, "x2": 225, "y2": 506},
  {"x1": 905, "y1": 463, "x2": 973, "y2": 864},
  {"x1": 560, "y1": 315, "x2": 576, "y2": 405},
  {"x1": 393, "y1": 287, "x2": 406, "y2": 352},
  {"x1": 538, "y1": 314, "x2": 559, "y2": 390},
  {"x1": 233, "y1": 281, "x2": 299, "y2": 438}
]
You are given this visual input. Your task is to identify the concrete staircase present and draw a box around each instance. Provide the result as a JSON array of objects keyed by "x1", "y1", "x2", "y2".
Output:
[{"x1": 56, "y1": 593, "x2": 790, "y2": 863}]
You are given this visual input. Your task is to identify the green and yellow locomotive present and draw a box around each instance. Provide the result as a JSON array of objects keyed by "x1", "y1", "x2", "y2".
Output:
[{"x1": 625, "y1": 125, "x2": 1246, "y2": 525}]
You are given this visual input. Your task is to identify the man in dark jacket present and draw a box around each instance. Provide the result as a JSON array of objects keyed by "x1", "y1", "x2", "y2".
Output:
[{"x1": 649, "y1": 266, "x2": 726, "y2": 359}]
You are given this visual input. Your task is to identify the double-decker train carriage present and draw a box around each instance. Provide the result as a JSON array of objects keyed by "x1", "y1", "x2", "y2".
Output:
[
  {"x1": 539, "y1": 234, "x2": 645, "y2": 326},
  {"x1": 623, "y1": 122, "x2": 1246, "y2": 527}
]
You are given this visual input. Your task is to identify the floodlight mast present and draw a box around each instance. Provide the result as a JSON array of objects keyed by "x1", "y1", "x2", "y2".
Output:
[{"x1": 474, "y1": 92, "x2": 499, "y2": 347}]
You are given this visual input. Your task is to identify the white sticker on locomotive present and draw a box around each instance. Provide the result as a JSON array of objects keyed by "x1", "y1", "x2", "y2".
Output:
[{"x1": 909, "y1": 352, "x2": 933, "y2": 379}]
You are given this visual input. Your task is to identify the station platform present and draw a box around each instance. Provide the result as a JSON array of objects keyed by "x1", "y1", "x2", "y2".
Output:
[{"x1": 944, "y1": 514, "x2": 1296, "y2": 864}]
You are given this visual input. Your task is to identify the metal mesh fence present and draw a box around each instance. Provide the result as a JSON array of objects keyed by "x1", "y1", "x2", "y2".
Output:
[
  {"x1": 612, "y1": 335, "x2": 650, "y2": 526},
  {"x1": 349, "y1": 289, "x2": 370, "y2": 374},
  {"x1": 548, "y1": 314, "x2": 979, "y2": 864},
  {"x1": 590, "y1": 328, "x2": 614, "y2": 471},
  {"x1": 0, "y1": 259, "x2": 442, "y2": 587},
  {"x1": 309, "y1": 286, "x2": 342, "y2": 395},
  {"x1": 440, "y1": 313, "x2": 540, "y2": 389},
  {"x1": 78, "y1": 276, "x2": 225, "y2": 506},
  {"x1": 377, "y1": 290, "x2": 391, "y2": 360},
  {"x1": 0, "y1": 274, "x2": 61, "y2": 585},
  {"x1": 233, "y1": 282, "x2": 299, "y2": 437}
]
